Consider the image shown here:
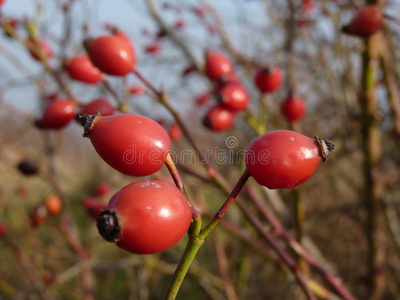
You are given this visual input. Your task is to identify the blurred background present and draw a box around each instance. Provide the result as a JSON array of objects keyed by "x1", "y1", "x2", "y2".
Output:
[{"x1": 0, "y1": 0, "x2": 400, "y2": 299}]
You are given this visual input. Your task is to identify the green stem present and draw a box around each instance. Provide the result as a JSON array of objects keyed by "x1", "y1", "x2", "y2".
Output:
[{"x1": 164, "y1": 236, "x2": 204, "y2": 300}]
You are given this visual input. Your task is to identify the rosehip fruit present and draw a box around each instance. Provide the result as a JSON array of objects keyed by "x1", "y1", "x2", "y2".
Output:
[
  {"x1": 196, "y1": 92, "x2": 210, "y2": 106},
  {"x1": 66, "y1": 55, "x2": 104, "y2": 84},
  {"x1": 30, "y1": 205, "x2": 48, "y2": 227},
  {"x1": 0, "y1": 222, "x2": 8, "y2": 237},
  {"x1": 254, "y1": 66, "x2": 283, "y2": 94},
  {"x1": 86, "y1": 35, "x2": 136, "y2": 76},
  {"x1": 95, "y1": 182, "x2": 111, "y2": 197},
  {"x1": 27, "y1": 38, "x2": 52, "y2": 61},
  {"x1": 82, "y1": 197, "x2": 107, "y2": 220},
  {"x1": 281, "y1": 95, "x2": 306, "y2": 122},
  {"x1": 79, "y1": 98, "x2": 115, "y2": 116},
  {"x1": 342, "y1": 5, "x2": 383, "y2": 38},
  {"x1": 45, "y1": 195, "x2": 63, "y2": 215},
  {"x1": 205, "y1": 51, "x2": 235, "y2": 81},
  {"x1": 145, "y1": 41, "x2": 161, "y2": 54},
  {"x1": 36, "y1": 99, "x2": 76, "y2": 129},
  {"x1": 203, "y1": 105, "x2": 235, "y2": 132},
  {"x1": 168, "y1": 123, "x2": 183, "y2": 142},
  {"x1": 218, "y1": 83, "x2": 249, "y2": 112},
  {"x1": 97, "y1": 180, "x2": 192, "y2": 254},
  {"x1": 245, "y1": 130, "x2": 334, "y2": 189},
  {"x1": 78, "y1": 114, "x2": 171, "y2": 176},
  {"x1": 130, "y1": 84, "x2": 145, "y2": 95}
]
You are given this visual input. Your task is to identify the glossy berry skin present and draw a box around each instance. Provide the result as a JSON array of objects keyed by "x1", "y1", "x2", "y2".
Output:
[
  {"x1": 95, "y1": 182, "x2": 111, "y2": 197},
  {"x1": 342, "y1": 6, "x2": 383, "y2": 38},
  {"x1": 82, "y1": 197, "x2": 107, "y2": 220},
  {"x1": 97, "y1": 180, "x2": 192, "y2": 254},
  {"x1": 79, "y1": 114, "x2": 171, "y2": 176},
  {"x1": 203, "y1": 105, "x2": 235, "y2": 132},
  {"x1": 80, "y1": 98, "x2": 115, "y2": 116},
  {"x1": 45, "y1": 195, "x2": 62, "y2": 215},
  {"x1": 28, "y1": 39, "x2": 52, "y2": 62},
  {"x1": 281, "y1": 95, "x2": 306, "y2": 122},
  {"x1": 87, "y1": 35, "x2": 136, "y2": 76},
  {"x1": 254, "y1": 66, "x2": 283, "y2": 94},
  {"x1": 66, "y1": 55, "x2": 103, "y2": 84},
  {"x1": 37, "y1": 99, "x2": 76, "y2": 129},
  {"x1": 218, "y1": 83, "x2": 249, "y2": 112},
  {"x1": 245, "y1": 130, "x2": 330, "y2": 189},
  {"x1": 205, "y1": 51, "x2": 234, "y2": 81}
]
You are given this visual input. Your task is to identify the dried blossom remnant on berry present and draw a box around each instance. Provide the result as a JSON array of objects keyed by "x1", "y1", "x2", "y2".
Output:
[
  {"x1": 77, "y1": 112, "x2": 101, "y2": 138},
  {"x1": 97, "y1": 210, "x2": 122, "y2": 243},
  {"x1": 314, "y1": 136, "x2": 335, "y2": 163}
]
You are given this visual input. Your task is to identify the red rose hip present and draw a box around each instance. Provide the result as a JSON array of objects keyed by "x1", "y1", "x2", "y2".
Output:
[
  {"x1": 254, "y1": 66, "x2": 283, "y2": 94},
  {"x1": 205, "y1": 51, "x2": 234, "y2": 81},
  {"x1": 78, "y1": 114, "x2": 171, "y2": 176},
  {"x1": 203, "y1": 105, "x2": 235, "y2": 132},
  {"x1": 86, "y1": 35, "x2": 136, "y2": 76},
  {"x1": 36, "y1": 99, "x2": 76, "y2": 129},
  {"x1": 342, "y1": 5, "x2": 383, "y2": 38},
  {"x1": 218, "y1": 83, "x2": 249, "y2": 112},
  {"x1": 79, "y1": 98, "x2": 115, "y2": 116},
  {"x1": 66, "y1": 55, "x2": 104, "y2": 84},
  {"x1": 245, "y1": 130, "x2": 334, "y2": 189},
  {"x1": 97, "y1": 180, "x2": 192, "y2": 254},
  {"x1": 281, "y1": 95, "x2": 306, "y2": 122}
]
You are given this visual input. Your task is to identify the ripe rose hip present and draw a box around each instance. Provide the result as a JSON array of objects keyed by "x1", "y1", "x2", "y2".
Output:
[
  {"x1": 196, "y1": 92, "x2": 210, "y2": 106},
  {"x1": 95, "y1": 182, "x2": 111, "y2": 197},
  {"x1": 205, "y1": 51, "x2": 235, "y2": 81},
  {"x1": 28, "y1": 38, "x2": 52, "y2": 61},
  {"x1": 30, "y1": 205, "x2": 48, "y2": 227},
  {"x1": 218, "y1": 83, "x2": 249, "y2": 112},
  {"x1": 78, "y1": 114, "x2": 171, "y2": 176},
  {"x1": 0, "y1": 222, "x2": 8, "y2": 237},
  {"x1": 281, "y1": 95, "x2": 306, "y2": 122},
  {"x1": 145, "y1": 41, "x2": 161, "y2": 55},
  {"x1": 342, "y1": 5, "x2": 383, "y2": 38},
  {"x1": 245, "y1": 130, "x2": 334, "y2": 189},
  {"x1": 203, "y1": 105, "x2": 235, "y2": 132},
  {"x1": 254, "y1": 66, "x2": 283, "y2": 94},
  {"x1": 36, "y1": 99, "x2": 76, "y2": 129},
  {"x1": 168, "y1": 123, "x2": 183, "y2": 142},
  {"x1": 97, "y1": 180, "x2": 192, "y2": 254},
  {"x1": 86, "y1": 35, "x2": 136, "y2": 76},
  {"x1": 66, "y1": 55, "x2": 104, "y2": 84},
  {"x1": 79, "y1": 98, "x2": 115, "y2": 116},
  {"x1": 130, "y1": 84, "x2": 145, "y2": 95},
  {"x1": 45, "y1": 195, "x2": 63, "y2": 215},
  {"x1": 82, "y1": 197, "x2": 107, "y2": 220}
]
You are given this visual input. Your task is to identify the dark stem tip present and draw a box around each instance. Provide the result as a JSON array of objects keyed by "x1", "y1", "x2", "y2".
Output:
[{"x1": 96, "y1": 210, "x2": 121, "y2": 244}]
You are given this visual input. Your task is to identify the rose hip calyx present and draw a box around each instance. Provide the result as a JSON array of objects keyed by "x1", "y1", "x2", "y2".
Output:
[
  {"x1": 97, "y1": 210, "x2": 121, "y2": 243},
  {"x1": 314, "y1": 136, "x2": 335, "y2": 162},
  {"x1": 77, "y1": 113, "x2": 100, "y2": 137}
]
